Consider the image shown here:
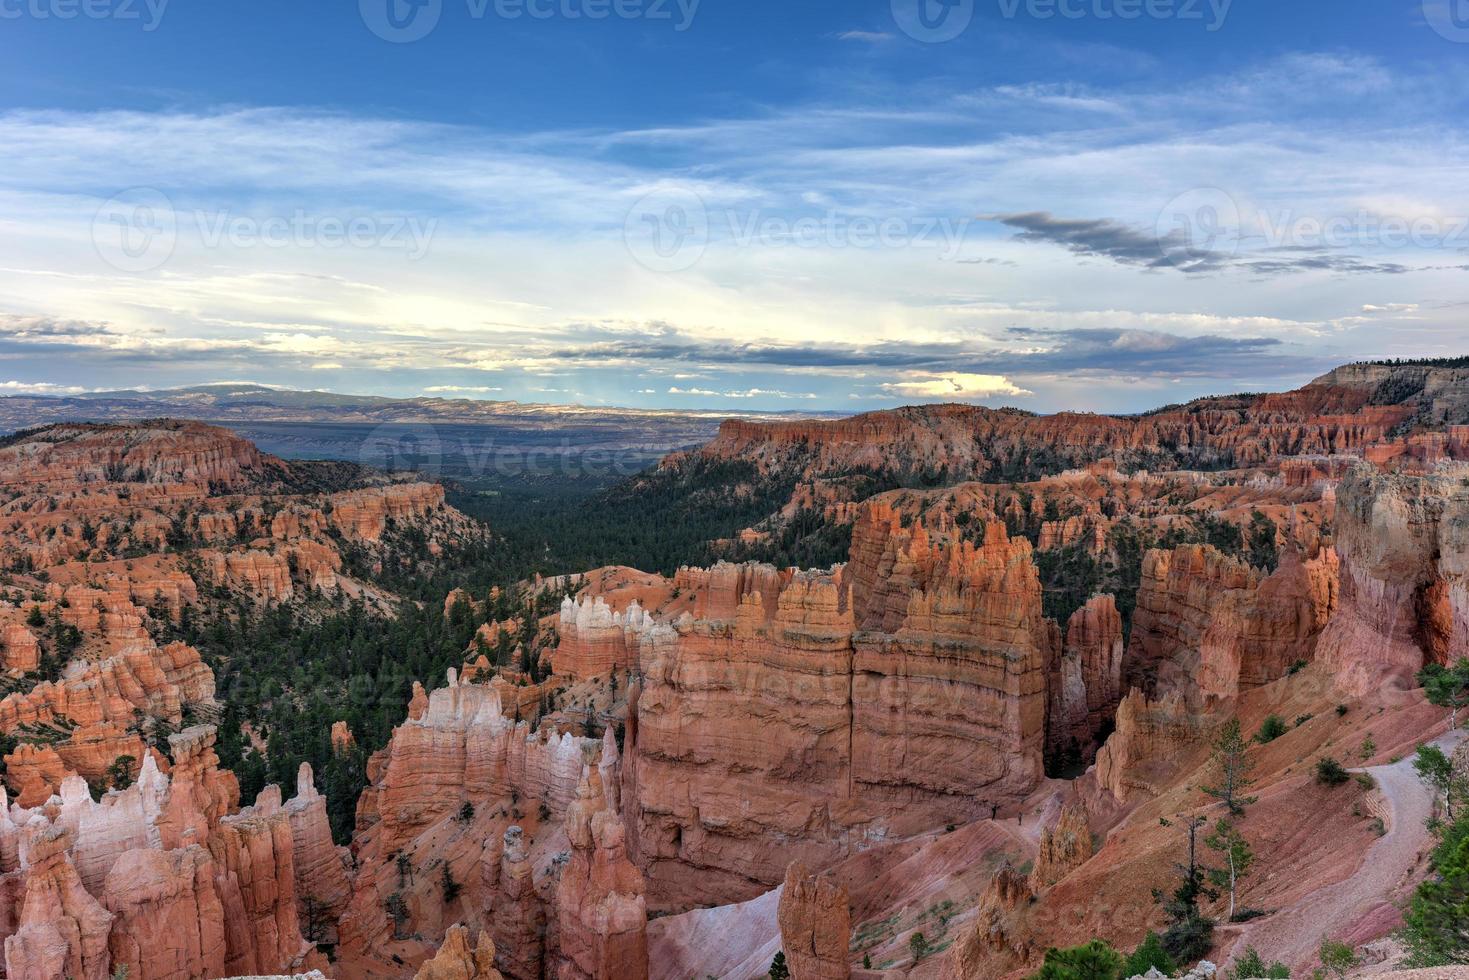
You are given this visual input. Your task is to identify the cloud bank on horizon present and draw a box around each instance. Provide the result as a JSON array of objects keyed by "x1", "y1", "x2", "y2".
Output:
[{"x1": 0, "y1": 0, "x2": 1465, "y2": 414}]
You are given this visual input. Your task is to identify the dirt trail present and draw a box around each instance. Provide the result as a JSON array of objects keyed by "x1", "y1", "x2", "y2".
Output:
[{"x1": 1229, "y1": 729, "x2": 1466, "y2": 971}]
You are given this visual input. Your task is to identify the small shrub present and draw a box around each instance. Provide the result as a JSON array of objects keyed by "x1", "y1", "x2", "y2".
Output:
[
  {"x1": 1316, "y1": 757, "x2": 1350, "y2": 786},
  {"x1": 1335, "y1": 703, "x2": 1349, "y2": 717},
  {"x1": 440, "y1": 864, "x2": 461, "y2": 903},
  {"x1": 1288, "y1": 659, "x2": 1308, "y2": 675},
  {"x1": 1119, "y1": 932, "x2": 1174, "y2": 978},
  {"x1": 1354, "y1": 771, "x2": 1376, "y2": 790},
  {"x1": 1319, "y1": 937, "x2": 1358, "y2": 978},
  {"x1": 1254, "y1": 715, "x2": 1288, "y2": 744},
  {"x1": 1027, "y1": 939, "x2": 1122, "y2": 980},
  {"x1": 1230, "y1": 946, "x2": 1290, "y2": 979}
]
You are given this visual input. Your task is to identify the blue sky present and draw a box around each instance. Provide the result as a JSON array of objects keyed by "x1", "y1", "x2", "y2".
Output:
[{"x1": 0, "y1": 0, "x2": 1466, "y2": 412}]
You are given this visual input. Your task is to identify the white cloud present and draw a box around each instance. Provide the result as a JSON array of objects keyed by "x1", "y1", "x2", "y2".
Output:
[
  {"x1": 0, "y1": 380, "x2": 89, "y2": 394},
  {"x1": 668, "y1": 385, "x2": 815, "y2": 399},
  {"x1": 879, "y1": 373, "x2": 1033, "y2": 400}
]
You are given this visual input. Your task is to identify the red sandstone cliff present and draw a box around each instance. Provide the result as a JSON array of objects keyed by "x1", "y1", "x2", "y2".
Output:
[
  {"x1": 627, "y1": 513, "x2": 1052, "y2": 912},
  {"x1": 1317, "y1": 464, "x2": 1469, "y2": 695},
  {"x1": 777, "y1": 863, "x2": 851, "y2": 980}
]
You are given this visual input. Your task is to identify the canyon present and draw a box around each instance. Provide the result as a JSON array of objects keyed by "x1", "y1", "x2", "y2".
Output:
[{"x1": 2, "y1": 362, "x2": 1469, "y2": 978}]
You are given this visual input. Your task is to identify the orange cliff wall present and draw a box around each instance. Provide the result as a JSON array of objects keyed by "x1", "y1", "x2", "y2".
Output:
[
  {"x1": 1127, "y1": 542, "x2": 1338, "y2": 701},
  {"x1": 624, "y1": 502, "x2": 1052, "y2": 913},
  {"x1": 1317, "y1": 463, "x2": 1469, "y2": 696}
]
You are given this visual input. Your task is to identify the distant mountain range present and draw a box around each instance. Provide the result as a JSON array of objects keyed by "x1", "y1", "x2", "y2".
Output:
[
  {"x1": 0, "y1": 384, "x2": 844, "y2": 475},
  {"x1": 0, "y1": 383, "x2": 838, "y2": 428}
]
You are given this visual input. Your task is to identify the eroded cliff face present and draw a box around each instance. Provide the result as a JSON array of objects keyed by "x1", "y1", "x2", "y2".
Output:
[
  {"x1": 0, "y1": 421, "x2": 473, "y2": 810},
  {"x1": 1093, "y1": 690, "x2": 1209, "y2": 803},
  {"x1": 553, "y1": 766, "x2": 648, "y2": 980},
  {"x1": 623, "y1": 505, "x2": 1054, "y2": 912},
  {"x1": 1127, "y1": 543, "x2": 1339, "y2": 701},
  {"x1": 682, "y1": 380, "x2": 1453, "y2": 534},
  {"x1": 335, "y1": 669, "x2": 638, "y2": 979},
  {"x1": 0, "y1": 637, "x2": 214, "y2": 806},
  {"x1": 777, "y1": 863, "x2": 851, "y2": 980},
  {"x1": 0, "y1": 726, "x2": 329, "y2": 980},
  {"x1": 1317, "y1": 464, "x2": 1469, "y2": 695},
  {"x1": 1047, "y1": 596, "x2": 1125, "y2": 762},
  {"x1": 10, "y1": 379, "x2": 1469, "y2": 978}
]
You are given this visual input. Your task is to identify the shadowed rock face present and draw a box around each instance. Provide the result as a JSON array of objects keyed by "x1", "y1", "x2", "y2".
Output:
[
  {"x1": 1317, "y1": 464, "x2": 1469, "y2": 695},
  {"x1": 1048, "y1": 595, "x2": 1125, "y2": 761},
  {"x1": 1127, "y1": 542, "x2": 1339, "y2": 702}
]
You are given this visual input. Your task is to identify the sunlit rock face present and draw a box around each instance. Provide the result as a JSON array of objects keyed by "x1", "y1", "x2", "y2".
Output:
[
  {"x1": 0, "y1": 726, "x2": 322, "y2": 980},
  {"x1": 777, "y1": 862, "x2": 851, "y2": 980},
  {"x1": 626, "y1": 504, "x2": 1052, "y2": 911}
]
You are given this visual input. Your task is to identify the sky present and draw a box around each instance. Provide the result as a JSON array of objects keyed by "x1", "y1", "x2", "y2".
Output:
[{"x1": 0, "y1": 0, "x2": 1466, "y2": 414}]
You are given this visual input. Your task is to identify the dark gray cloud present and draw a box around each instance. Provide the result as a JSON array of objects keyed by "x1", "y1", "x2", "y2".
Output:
[
  {"x1": 533, "y1": 323, "x2": 1306, "y2": 380},
  {"x1": 0, "y1": 314, "x2": 126, "y2": 338},
  {"x1": 988, "y1": 212, "x2": 1415, "y2": 277}
]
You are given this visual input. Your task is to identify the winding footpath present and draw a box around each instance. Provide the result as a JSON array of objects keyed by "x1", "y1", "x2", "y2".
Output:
[{"x1": 1229, "y1": 729, "x2": 1467, "y2": 972}]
